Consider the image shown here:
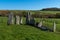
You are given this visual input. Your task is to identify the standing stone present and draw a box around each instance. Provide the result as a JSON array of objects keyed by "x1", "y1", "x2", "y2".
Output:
[
  {"x1": 29, "y1": 17, "x2": 35, "y2": 25},
  {"x1": 15, "y1": 15, "x2": 20, "y2": 25},
  {"x1": 7, "y1": 12, "x2": 14, "y2": 25},
  {"x1": 20, "y1": 16, "x2": 23, "y2": 24},
  {"x1": 38, "y1": 21, "x2": 43, "y2": 27},
  {"x1": 26, "y1": 12, "x2": 31, "y2": 24},
  {"x1": 53, "y1": 22, "x2": 56, "y2": 32}
]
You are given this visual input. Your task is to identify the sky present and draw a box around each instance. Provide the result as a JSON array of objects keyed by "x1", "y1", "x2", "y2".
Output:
[{"x1": 0, "y1": 0, "x2": 60, "y2": 10}]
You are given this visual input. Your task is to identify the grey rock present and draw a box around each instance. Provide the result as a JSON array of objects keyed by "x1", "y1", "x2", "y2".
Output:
[{"x1": 7, "y1": 12, "x2": 14, "y2": 25}]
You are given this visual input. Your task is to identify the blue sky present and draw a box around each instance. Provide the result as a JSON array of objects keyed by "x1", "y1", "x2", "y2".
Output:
[{"x1": 0, "y1": 0, "x2": 60, "y2": 10}]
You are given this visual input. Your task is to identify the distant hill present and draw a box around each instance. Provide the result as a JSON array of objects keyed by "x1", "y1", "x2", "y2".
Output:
[{"x1": 40, "y1": 8, "x2": 60, "y2": 11}]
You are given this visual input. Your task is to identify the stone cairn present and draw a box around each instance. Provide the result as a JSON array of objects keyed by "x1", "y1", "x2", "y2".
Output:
[{"x1": 7, "y1": 12, "x2": 23, "y2": 25}]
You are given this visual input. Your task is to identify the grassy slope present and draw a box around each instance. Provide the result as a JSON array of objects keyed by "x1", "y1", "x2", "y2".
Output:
[{"x1": 0, "y1": 17, "x2": 60, "y2": 40}]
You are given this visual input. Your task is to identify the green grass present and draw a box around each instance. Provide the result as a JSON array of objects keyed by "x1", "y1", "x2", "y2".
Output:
[
  {"x1": 40, "y1": 11, "x2": 60, "y2": 14},
  {"x1": 0, "y1": 17, "x2": 60, "y2": 40},
  {"x1": 35, "y1": 18, "x2": 60, "y2": 31}
]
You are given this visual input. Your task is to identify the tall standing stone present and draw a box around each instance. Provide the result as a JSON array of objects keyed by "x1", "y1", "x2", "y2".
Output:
[
  {"x1": 7, "y1": 12, "x2": 14, "y2": 25},
  {"x1": 15, "y1": 15, "x2": 20, "y2": 25},
  {"x1": 29, "y1": 17, "x2": 35, "y2": 25},
  {"x1": 26, "y1": 12, "x2": 31, "y2": 24},
  {"x1": 20, "y1": 16, "x2": 23, "y2": 24},
  {"x1": 53, "y1": 22, "x2": 56, "y2": 32}
]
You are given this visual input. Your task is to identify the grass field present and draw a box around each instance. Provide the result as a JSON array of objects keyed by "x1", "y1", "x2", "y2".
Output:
[
  {"x1": 0, "y1": 17, "x2": 60, "y2": 40},
  {"x1": 40, "y1": 11, "x2": 60, "y2": 14},
  {"x1": 35, "y1": 18, "x2": 60, "y2": 32}
]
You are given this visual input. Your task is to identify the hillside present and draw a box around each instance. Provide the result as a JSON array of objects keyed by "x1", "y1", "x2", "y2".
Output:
[{"x1": 40, "y1": 8, "x2": 60, "y2": 11}]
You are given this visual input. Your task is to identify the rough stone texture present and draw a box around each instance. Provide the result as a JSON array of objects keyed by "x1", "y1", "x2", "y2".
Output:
[
  {"x1": 7, "y1": 12, "x2": 14, "y2": 25},
  {"x1": 20, "y1": 17, "x2": 23, "y2": 24},
  {"x1": 53, "y1": 22, "x2": 56, "y2": 32},
  {"x1": 38, "y1": 21, "x2": 43, "y2": 27},
  {"x1": 29, "y1": 17, "x2": 35, "y2": 25},
  {"x1": 26, "y1": 12, "x2": 31, "y2": 24},
  {"x1": 15, "y1": 15, "x2": 20, "y2": 25}
]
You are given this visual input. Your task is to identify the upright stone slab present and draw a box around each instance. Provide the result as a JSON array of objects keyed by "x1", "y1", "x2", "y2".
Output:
[
  {"x1": 7, "y1": 12, "x2": 14, "y2": 25},
  {"x1": 20, "y1": 16, "x2": 23, "y2": 24},
  {"x1": 29, "y1": 17, "x2": 35, "y2": 25},
  {"x1": 15, "y1": 15, "x2": 20, "y2": 25},
  {"x1": 53, "y1": 22, "x2": 56, "y2": 32},
  {"x1": 38, "y1": 21, "x2": 43, "y2": 27},
  {"x1": 26, "y1": 12, "x2": 31, "y2": 24}
]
